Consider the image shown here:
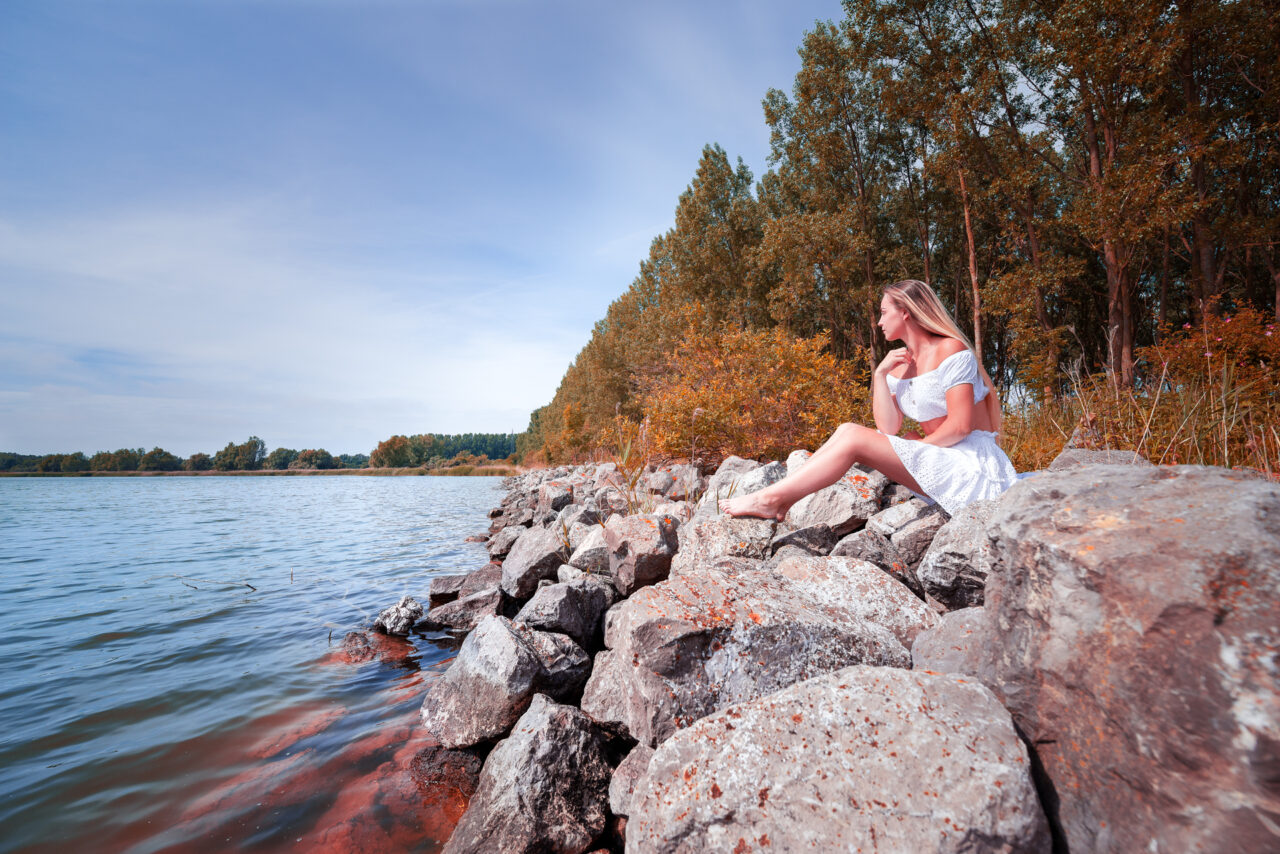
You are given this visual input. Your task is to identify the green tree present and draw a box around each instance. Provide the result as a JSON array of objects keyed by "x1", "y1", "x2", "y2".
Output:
[
  {"x1": 290, "y1": 449, "x2": 336, "y2": 469},
  {"x1": 184, "y1": 453, "x2": 213, "y2": 471},
  {"x1": 264, "y1": 447, "x2": 299, "y2": 470},
  {"x1": 138, "y1": 447, "x2": 181, "y2": 471}
]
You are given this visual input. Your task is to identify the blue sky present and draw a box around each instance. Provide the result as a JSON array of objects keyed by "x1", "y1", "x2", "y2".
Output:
[{"x1": 1, "y1": 0, "x2": 841, "y2": 457}]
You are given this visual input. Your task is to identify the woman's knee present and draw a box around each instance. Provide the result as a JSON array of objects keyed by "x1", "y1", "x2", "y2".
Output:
[{"x1": 834, "y1": 422, "x2": 872, "y2": 450}]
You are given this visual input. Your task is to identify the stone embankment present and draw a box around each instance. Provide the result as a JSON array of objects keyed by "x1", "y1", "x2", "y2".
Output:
[{"x1": 371, "y1": 450, "x2": 1279, "y2": 853}]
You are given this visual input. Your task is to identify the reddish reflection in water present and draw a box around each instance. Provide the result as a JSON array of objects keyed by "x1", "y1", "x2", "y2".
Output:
[{"x1": 92, "y1": 635, "x2": 467, "y2": 854}]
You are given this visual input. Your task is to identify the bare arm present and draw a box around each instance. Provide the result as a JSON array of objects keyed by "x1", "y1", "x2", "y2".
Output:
[
  {"x1": 872, "y1": 348, "x2": 909, "y2": 435},
  {"x1": 920, "y1": 384, "x2": 976, "y2": 447}
]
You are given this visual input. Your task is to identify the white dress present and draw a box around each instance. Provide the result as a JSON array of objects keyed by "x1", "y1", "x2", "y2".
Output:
[{"x1": 883, "y1": 349, "x2": 1017, "y2": 515}]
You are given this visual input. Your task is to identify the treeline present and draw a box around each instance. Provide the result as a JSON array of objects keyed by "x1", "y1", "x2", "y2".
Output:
[
  {"x1": 520, "y1": 0, "x2": 1278, "y2": 464},
  {"x1": 369, "y1": 433, "x2": 517, "y2": 468},
  {"x1": 1, "y1": 439, "x2": 371, "y2": 473},
  {"x1": 2, "y1": 432, "x2": 518, "y2": 474}
]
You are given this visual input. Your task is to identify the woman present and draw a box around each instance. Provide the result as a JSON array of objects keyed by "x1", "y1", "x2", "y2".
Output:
[{"x1": 724, "y1": 279, "x2": 1017, "y2": 519}]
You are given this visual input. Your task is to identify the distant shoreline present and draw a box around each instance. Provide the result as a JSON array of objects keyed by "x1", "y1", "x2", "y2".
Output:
[{"x1": 0, "y1": 466, "x2": 520, "y2": 478}]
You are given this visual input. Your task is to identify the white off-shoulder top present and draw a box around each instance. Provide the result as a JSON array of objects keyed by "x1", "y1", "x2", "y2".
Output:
[{"x1": 885, "y1": 348, "x2": 988, "y2": 422}]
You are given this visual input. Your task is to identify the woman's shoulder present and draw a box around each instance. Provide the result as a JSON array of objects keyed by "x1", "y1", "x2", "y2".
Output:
[{"x1": 922, "y1": 338, "x2": 970, "y2": 372}]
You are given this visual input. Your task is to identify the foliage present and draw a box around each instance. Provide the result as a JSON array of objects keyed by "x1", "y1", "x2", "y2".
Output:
[
  {"x1": 641, "y1": 328, "x2": 872, "y2": 465},
  {"x1": 264, "y1": 447, "x2": 299, "y2": 470},
  {"x1": 138, "y1": 448, "x2": 182, "y2": 471},
  {"x1": 184, "y1": 453, "x2": 213, "y2": 471},
  {"x1": 519, "y1": 0, "x2": 1279, "y2": 466},
  {"x1": 212, "y1": 437, "x2": 266, "y2": 471},
  {"x1": 289, "y1": 449, "x2": 337, "y2": 470},
  {"x1": 90, "y1": 449, "x2": 143, "y2": 471}
]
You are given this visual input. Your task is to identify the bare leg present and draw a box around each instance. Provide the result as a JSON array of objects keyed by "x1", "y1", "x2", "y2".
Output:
[{"x1": 722, "y1": 424, "x2": 925, "y2": 520}]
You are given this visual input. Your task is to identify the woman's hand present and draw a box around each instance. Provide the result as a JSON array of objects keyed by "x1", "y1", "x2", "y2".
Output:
[{"x1": 876, "y1": 347, "x2": 913, "y2": 377}]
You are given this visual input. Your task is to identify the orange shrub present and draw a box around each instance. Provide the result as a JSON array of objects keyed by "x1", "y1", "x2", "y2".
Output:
[{"x1": 640, "y1": 327, "x2": 873, "y2": 465}]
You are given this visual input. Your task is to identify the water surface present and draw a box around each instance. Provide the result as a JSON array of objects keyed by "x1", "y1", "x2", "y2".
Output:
[{"x1": 0, "y1": 475, "x2": 501, "y2": 853}]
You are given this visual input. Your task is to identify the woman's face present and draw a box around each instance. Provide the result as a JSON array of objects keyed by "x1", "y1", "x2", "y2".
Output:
[{"x1": 878, "y1": 296, "x2": 910, "y2": 341}]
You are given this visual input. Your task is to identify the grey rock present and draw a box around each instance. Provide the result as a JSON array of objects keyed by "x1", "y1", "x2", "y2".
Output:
[
  {"x1": 917, "y1": 499, "x2": 997, "y2": 609},
  {"x1": 911, "y1": 606, "x2": 987, "y2": 676},
  {"x1": 604, "y1": 513, "x2": 680, "y2": 596},
  {"x1": 967, "y1": 465, "x2": 1280, "y2": 853},
  {"x1": 487, "y1": 525, "x2": 525, "y2": 559},
  {"x1": 514, "y1": 576, "x2": 616, "y2": 649},
  {"x1": 665, "y1": 464, "x2": 702, "y2": 501},
  {"x1": 579, "y1": 564, "x2": 909, "y2": 747},
  {"x1": 1047, "y1": 447, "x2": 1152, "y2": 471},
  {"x1": 566, "y1": 520, "x2": 596, "y2": 553},
  {"x1": 698, "y1": 460, "x2": 785, "y2": 514},
  {"x1": 881, "y1": 482, "x2": 918, "y2": 507},
  {"x1": 568, "y1": 524, "x2": 610, "y2": 574},
  {"x1": 670, "y1": 515, "x2": 776, "y2": 576},
  {"x1": 888, "y1": 504, "x2": 950, "y2": 565},
  {"x1": 421, "y1": 616, "x2": 544, "y2": 748},
  {"x1": 760, "y1": 544, "x2": 813, "y2": 573},
  {"x1": 422, "y1": 587, "x2": 508, "y2": 633},
  {"x1": 536, "y1": 481, "x2": 574, "y2": 515},
  {"x1": 609, "y1": 742, "x2": 655, "y2": 818},
  {"x1": 769, "y1": 523, "x2": 836, "y2": 556},
  {"x1": 459, "y1": 563, "x2": 504, "y2": 598},
  {"x1": 373, "y1": 595, "x2": 423, "y2": 636},
  {"x1": 645, "y1": 468, "x2": 675, "y2": 496},
  {"x1": 830, "y1": 527, "x2": 924, "y2": 599},
  {"x1": 443, "y1": 694, "x2": 611, "y2": 854},
  {"x1": 501, "y1": 526, "x2": 568, "y2": 599},
  {"x1": 428, "y1": 573, "x2": 469, "y2": 609},
  {"x1": 784, "y1": 460, "x2": 887, "y2": 535},
  {"x1": 629, "y1": 666, "x2": 1050, "y2": 854},
  {"x1": 516, "y1": 626, "x2": 592, "y2": 703}
]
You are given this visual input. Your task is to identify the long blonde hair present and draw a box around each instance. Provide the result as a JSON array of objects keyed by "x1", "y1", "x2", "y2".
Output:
[{"x1": 883, "y1": 279, "x2": 1002, "y2": 434}]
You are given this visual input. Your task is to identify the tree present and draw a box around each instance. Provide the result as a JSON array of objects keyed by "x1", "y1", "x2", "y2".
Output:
[
  {"x1": 184, "y1": 453, "x2": 213, "y2": 471},
  {"x1": 264, "y1": 447, "x2": 298, "y2": 470},
  {"x1": 138, "y1": 447, "x2": 181, "y2": 471},
  {"x1": 370, "y1": 435, "x2": 412, "y2": 468}
]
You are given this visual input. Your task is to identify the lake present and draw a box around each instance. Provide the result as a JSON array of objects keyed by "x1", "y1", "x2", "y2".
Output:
[{"x1": 0, "y1": 475, "x2": 503, "y2": 853}]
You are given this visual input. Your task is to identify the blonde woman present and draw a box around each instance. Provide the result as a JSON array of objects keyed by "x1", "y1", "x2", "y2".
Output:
[{"x1": 724, "y1": 279, "x2": 1017, "y2": 519}]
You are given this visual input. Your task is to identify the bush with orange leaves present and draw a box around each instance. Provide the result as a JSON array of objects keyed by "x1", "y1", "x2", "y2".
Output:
[
  {"x1": 1003, "y1": 305, "x2": 1279, "y2": 476},
  {"x1": 640, "y1": 327, "x2": 873, "y2": 466}
]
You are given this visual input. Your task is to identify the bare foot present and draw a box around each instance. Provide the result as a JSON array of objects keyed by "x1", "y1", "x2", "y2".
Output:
[{"x1": 721, "y1": 489, "x2": 789, "y2": 521}]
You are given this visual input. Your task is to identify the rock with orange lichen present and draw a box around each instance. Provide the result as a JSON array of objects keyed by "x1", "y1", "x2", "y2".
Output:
[
  {"x1": 604, "y1": 513, "x2": 681, "y2": 596},
  {"x1": 579, "y1": 564, "x2": 909, "y2": 747},
  {"x1": 968, "y1": 465, "x2": 1280, "y2": 853},
  {"x1": 917, "y1": 499, "x2": 996, "y2": 608},
  {"x1": 911, "y1": 606, "x2": 986, "y2": 676},
  {"x1": 536, "y1": 481, "x2": 574, "y2": 515},
  {"x1": 501, "y1": 526, "x2": 569, "y2": 599},
  {"x1": 670, "y1": 516, "x2": 777, "y2": 576},
  {"x1": 628, "y1": 665, "x2": 1050, "y2": 854},
  {"x1": 830, "y1": 527, "x2": 922, "y2": 597},
  {"x1": 783, "y1": 457, "x2": 888, "y2": 535},
  {"x1": 443, "y1": 694, "x2": 612, "y2": 854}
]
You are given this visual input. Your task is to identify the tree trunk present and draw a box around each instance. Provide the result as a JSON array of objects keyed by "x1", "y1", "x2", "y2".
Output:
[{"x1": 957, "y1": 167, "x2": 983, "y2": 360}]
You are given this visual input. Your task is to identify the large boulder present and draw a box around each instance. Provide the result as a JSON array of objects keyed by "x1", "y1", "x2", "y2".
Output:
[
  {"x1": 443, "y1": 694, "x2": 612, "y2": 854},
  {"x1": 579, "y1": 563, "x2": 909, "y2": 746},
  {"x1": 628, "y1": 665, "x2": 1050, "y2": 853},
  {"x1": 966, "y1": 465, "x2": 1280, "y2": 853},
  {"x1": 535, "y1": 481, "x2": 574, "y2": 515},
  {"x1": 829, "y1": 527, "x2": 920, "y2": 597},
  {"x1": 917, "y1": 498, "x2": 997, "y2": 609},
  {"x1": 670, "y1": 515, "x2": 776, "y2": 576},
  {"x1": 421, "y1": 616, "x2": 544, "y2": 748},
  {"x1": 784, "y1": 457, "x2": 887, "y2": 535},
  {"x1": 768, "y1": 523, "x2": 836, "y2": 556},
  {"x1": 604, "y1": 513, "x2": 680, "y2": 596},
  {"x1": 515, "y1": 626, "x2": 592, "y2": 704},
  {"x1": 500, "y1": 526, "x2": 568, "y2": 599}
]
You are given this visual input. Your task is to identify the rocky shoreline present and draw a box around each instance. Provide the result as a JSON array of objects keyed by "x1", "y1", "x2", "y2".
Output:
[{"x1": 372, "y1": 449, "x2": 1278, "y2": 853}]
